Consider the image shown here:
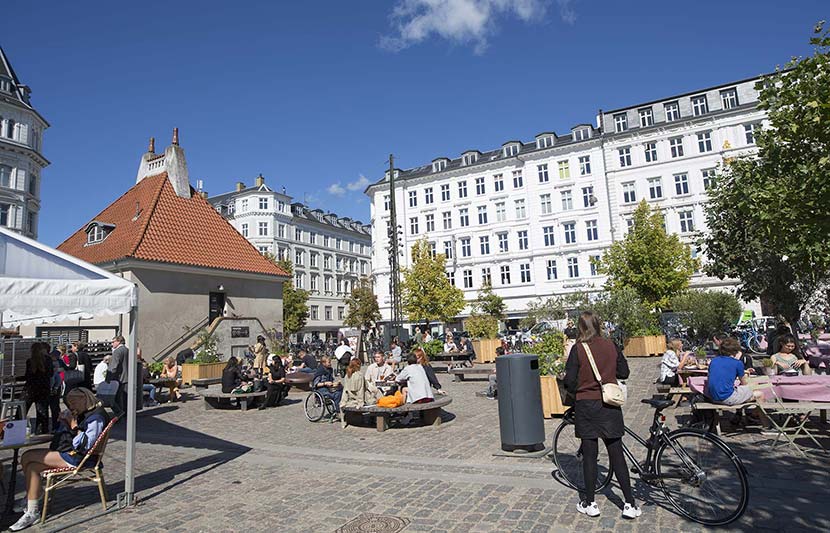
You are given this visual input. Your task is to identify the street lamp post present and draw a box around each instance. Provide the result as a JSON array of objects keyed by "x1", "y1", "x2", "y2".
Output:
[{"x1": 387, "y1": 154, "x2": 403, "y2": 341}]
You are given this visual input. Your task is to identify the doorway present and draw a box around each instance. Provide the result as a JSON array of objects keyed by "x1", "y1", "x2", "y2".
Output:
[{"x1": 209, "y1": 292, "x2": 225, "y2": 324}]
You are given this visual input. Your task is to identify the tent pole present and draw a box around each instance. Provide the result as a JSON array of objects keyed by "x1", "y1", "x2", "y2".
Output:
[{"x1": 124, "y1": 305, "x2": 138, "y2": 505}]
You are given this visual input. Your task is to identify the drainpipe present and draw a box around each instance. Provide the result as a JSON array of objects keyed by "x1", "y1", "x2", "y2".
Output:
[{"x1": 598, "y1": 109, "x2": 617, "y2": 243}]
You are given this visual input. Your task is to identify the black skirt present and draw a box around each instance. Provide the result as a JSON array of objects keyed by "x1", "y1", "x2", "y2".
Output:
[{"x1": 573, "y1": 399, "x2": 624, "y2": 439}]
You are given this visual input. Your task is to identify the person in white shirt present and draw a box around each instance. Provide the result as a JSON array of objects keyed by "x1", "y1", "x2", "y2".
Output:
[
  {"x1": 93, "y1": 355, "x2": 110, "y2": 387},
  {"x1": 396, "y1": 351, "x2": 434, "y2": 404},
  {"x1": 659, "y1": 338, "x2": 689, "y2": 386},
  {"x1": 365, "y1": 351, "x2": 394, "y2": 383},
  {"x1": 443, "y1": 333, "x2": 459, "y2": 353},
  {"x1": 390, "y1": 339, "x2": 402, "y2": 364}
]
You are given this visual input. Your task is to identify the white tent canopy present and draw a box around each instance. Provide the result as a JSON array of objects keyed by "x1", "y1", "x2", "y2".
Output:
[{"x1": 0, "y1": 226, "x2": 139, "y2": 504}]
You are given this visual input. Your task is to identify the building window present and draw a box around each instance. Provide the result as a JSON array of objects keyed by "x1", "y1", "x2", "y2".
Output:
[
  {"x1": 338, "y1": 307, "x2": 345, "y2": 320},
  {"x1": 582, "y1": 186, "x2": 594, "y2": 207},
  {"x1": 614, "y1": 113, "x2": 628, "y2": 132},
  {"x1": 669, "y1": 137, "x2": 684, "y2": 158},
  {"x1": 429, "y1": 242, "x2": 437, "y2": 258},
  {"x1": 258, "y1": 197, "x2": 268, "y2": 210},
  {"x1": 644, "y1": 142, "x2": 657, "y2": 163},
  {"x1": 446, "y1": 271, "x2": 455, "y2": 287},
  {"x1": 586, "y1": 220, "x2": 598, "y2": 241},
  {"x1": 309, "y1": 232, "x2": 317, "y2": 245},
  {"x1": 518, "y1": 230, "x2": 528, "y2": 250},
  {"x1": 458, "y1": 180, "x2": 468, "y2": 198},
  {"x1": 520, "y1": 264, "x2": 531, "y2": 283},
  {"x1": 310, "y1": 275, "x2": 319, "y2": 291},
  {"x1": 697, "y1": 131, "x2": 713, "y2": 153},
  {"x1": 296, "y1": 273, "x2": 305, "y2": 289},
  {"x1": 336, "y1": 238, "x2": 343, "y2": 250},
  {"x1": 500, "y1": 265, "x2": 511, "y2": 285},
  {"x1": 463, "y1": 152, "x2": 479, "y2": 165},
  {"x1": 702, "y1": 168, "x2": 717, "y2": 191},
  {"x1": 323, "y1": 235, "x2": 330, "y2": 247},
  {"x1": 578, "y1": 156, "x2": 591, "y2": 176},
  {"x1": 674, "y1": 173, "x2": 690, "y2": 195},
  {"x1": 664, "y1": 101, "x2": 680, "y2": 122},
  {"x1": 310, "y1": 305, "x2": 319, "y2": 320},
  {"x1": 573, "y1": 128, "x2": 590, "y2": 141},
  {"x1": 441, "y1": 184, "x2": 450, "y2": 201},
  {"x1": 619, "y1": 147, "x2": 632, "y2": 167},
  {"x1": 512, "y1": 170, "x2": 523, "y2": 188},
  {"x1": 480, "y1": 236, "x2": 490, "y2": 255},
  {"x1": 546, "y1": 260, "x2": 558, "y2": 280},
  {"x1": 477, "y1": 206, "x2": 488, "y2": 225},
  {"x1": 691, "y1": 95, "x2": 709, "y2": 116},
  {"x1": 0, "y1": 165, "x2": 11, "y2": 188},
  {"x1": 241, "y1": 223, "x2": 249, "y2": 237},
  {"x1": 295, "y1": 250, "x2": 304, "y2": 266},
  {"x1": 561, "y1": 190, "x2": 573, "y2": 211},
  {"x1": 409, "y1": 217, "x2": 419, "y2": 234},
  {"x1": 540, "y1": 194, "x2": 552, "y2": 215},
  {"x1": 679, "y1": 210, "x2": 696, "y2": 233},
  {"x1": 463, "y1": 269, "x2": 473, "y2": 288},
  {"x1": 639, "y1": 108, "x2": 654, "y2": 127},
  {"x1": 648, "y1": 177, "x2": 663, "y2": 199},
  {"x1": 543, "y1": 226, "x2": 555, "y2": 247},
  {"x1": 497, "y1": 232, "x2": 509, "y2": 253},
  {"x1": 720, "y1": 88, "x2": 738, "y2": 109},
  {"x1": 444, "y1": 240, "x2": 454, "y2": 259},
  {"x1": 537, "y1": 136, "x2": 554, "y2": 149},
  {"x1": 590, "y1": 255, "x2": 600, "y2": 276},
  {"x1": 322, "y1": 306, "x2": 331, "y2": 320},
  {"x1": 323, "y1": 255, "x2": 332, "y2": 270},
  {"x1": 408, "y1": 190, "x2": 417, "y2": 207},
  {"x1": 474, "y1": 177, "x2": 485, "y2": 195},
  {"x1": 493, "y1": 174, "x2": 504, "y2": 192},
  {"x1": 459, "y1": 208, "x2": 469, "y2": 227},
  {"x1": 567, "y1": 257, "x2": 579, "y2": 278},
  {"x1": 460, "y1": 237, "x2": 471, "y2": 257},
  {"x1": 514, "y1": 199, "x2": 526, "y2": 219},
  {"x1": 504, "y1": 144, "x2": 520, "y2": 157},
  {"x1": 558, "y1": 160, "x2": 571, "y2": 179},
  {"x1": 295, "y1": 228, "x2": 302, "y2": 241},
  {"x1": 336, "y1": 278, "x2": 342, "y2": 294},
  {"x1": 442, "y1": 211, "x2": 452, "y2": 230},
  {"x1": 622, "y1": 182, "x2": 637, "y2": 203},
  {"x1": 537, "y1": 164, "x2": 549, "y2": 183},
  {"x1": 425, "y1": 214, "x2": 435, "y2": 232},
  {"x1": 86, "y1": 225, "x2": 105, "y2": 244},
  {"x1": 383, "y1": 195, "x2": 390, "y2": 211},
  {"x1": 424, "y1": 187, "x2": 434, "y2": 204},
  {"x1": 240, "y1": 199, "x2": 248, "y2": 212},
  {"x1": 26, "y1": 211, "x2": 35, "y2": 234},
  {"x1": 482, "y1": 267, "x2": 492, "y2": 285},
  {"x1": 310, "y1": 252, "x2": 318, "y2": 268},
  {"x1": 495, "y1": 202, "x2": 506, "y2": 222},
  {"x1": 257, "y1": 222, "x2": 268, "y2": 236},
  {"x1": 744, "y1": 123, "x2": 758, "y2": 144},
  {"x1": 324, "y1": 276, "x2": 332, "y2": 293},
  {"x1": 433, "y1": 160, "x2": 447, "y2": 172}
]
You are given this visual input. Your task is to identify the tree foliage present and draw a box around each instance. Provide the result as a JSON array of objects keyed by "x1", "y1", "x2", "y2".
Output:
[
  {"x1": 401, "y1": 239, "x2": 466, "y2": 325},
  {"x1": 534, "y1": 331, "x2": 567, "y2": 377},
  {"x1": 593, "y1": 286, "x2": 659, "y2": 338},
  {"x1": 670, "y1": 290, "x2": 743, "y2": 341},
  {"x1": 703, "y1": 22, "x2": 830, "y2": 324},
  {"x1": 344, "y1": 277, "x2": 381, "y2": 329},
  {"x1": 596, "y1": 201, "x2": 697, "y2": 311},
  {"x1": 473, "y1": 281, "x2": 506, "y2": 319},
  {"x1": 465, "y1": 314, "x2": 499, "y2": 339},
  {"x1": 520, "y1": 292, "x2": 592, "y2": 329},
  {"x1": 265, "y1": 255, "x2": 309, "y2": 338}
]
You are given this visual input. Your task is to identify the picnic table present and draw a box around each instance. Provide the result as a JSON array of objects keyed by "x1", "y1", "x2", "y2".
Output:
[
  {"x1": 429, "y1": 352, "x2": 473, "y2": 371},
  {"x1": 688, "y1": 374, "x2": 830, "y2": 402},
  {"x1": 199, "y1": 388, "x2": 266, "y2": 411}
]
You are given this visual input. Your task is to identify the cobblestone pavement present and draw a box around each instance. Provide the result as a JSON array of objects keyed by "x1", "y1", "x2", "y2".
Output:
[{"x1": 2, "y1": 358, "x2": 827, "y2": 532}]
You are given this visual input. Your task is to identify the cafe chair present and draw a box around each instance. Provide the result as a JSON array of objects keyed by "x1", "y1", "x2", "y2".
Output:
[
  {"x1": 750, "y1": 379, "x2": 827, "y2": 458},
  {"x1": 39, "y1": 417, "x2": 118, "y2": 524}
]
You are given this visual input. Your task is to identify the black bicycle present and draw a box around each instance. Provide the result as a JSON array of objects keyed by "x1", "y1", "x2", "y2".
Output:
[{"x1": 551, "y1": 398, "x2": 749, "y2": 526}]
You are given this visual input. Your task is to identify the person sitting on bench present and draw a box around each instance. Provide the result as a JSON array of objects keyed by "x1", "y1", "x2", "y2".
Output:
[
  {"x1": 259, "y1": 355, "x2": 287, "y2": 409},
  {"x1": 396, "y1": 350, "x2": 434, "y2": 405},
  {"x1": 659, "y1": 338, "x2": 690, "y2": 386},
  {"x1": 706, "y1": 338, "x2": 763, "y2": 406},
  {"x1": 222, "y1": 357, "x2": 245, "y2": 394}
]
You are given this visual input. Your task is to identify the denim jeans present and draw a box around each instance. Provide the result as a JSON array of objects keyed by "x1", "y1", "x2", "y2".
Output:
[
  {"x1": 142, "y1": 384, "x2": 156, "y2": 402},
  {"x1": 318, "y1": 387, "x2": 342, "y2": 413}
]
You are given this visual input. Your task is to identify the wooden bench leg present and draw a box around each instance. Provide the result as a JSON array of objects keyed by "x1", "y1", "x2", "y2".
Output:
[
  {"x1": 376, "y1": 414, "x2": 389, "y2": 432},
  {"x1": 204, "y1": 398, "x2": 216, "y2": 411},
  {"x1": 422, "y1": 408, "x2": 441, "y2": 427},
  {"x1": 240, "y1": 398, "x2": 249, "y2": 411}
]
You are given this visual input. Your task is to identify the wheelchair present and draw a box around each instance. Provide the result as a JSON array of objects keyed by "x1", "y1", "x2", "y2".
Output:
[{"x1": 304, "y1": 390, "x2": 337, "y2": 422}]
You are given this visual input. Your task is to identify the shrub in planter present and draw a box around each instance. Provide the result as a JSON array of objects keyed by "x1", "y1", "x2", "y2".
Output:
[
  {"x1": 419, "y1": 339, "x2": 445, "y2": 357},
  {"x1": 465, "y1": 314, "x2": 499, "y2": 339},
  {"x1": 761, "y1": 357, "x2": 776, "y2": 376},
  {"x1": 535, "y1": 331, "x2": 567, "y2": 378}
]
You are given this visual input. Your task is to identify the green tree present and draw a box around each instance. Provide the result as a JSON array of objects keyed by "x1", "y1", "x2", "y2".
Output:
[
  {"x1": 596, "y1": 201, "x2": 698, "y2": 311},
  {"x1": 401, "y1": 239, "x2": 466, "y2": 326},
  {"x1": 593, "y1": 286, "x2": 658, "y2": 338},
  {"x1": 473, "y1": 281, "x2": 506, "y2": 319},
  {"x1": 464, "y1": 314, "x2": 499, "y2": 339},
  {"x1": 670, "y1": 290, "x2": 743, "y2": 341},
  {"x1": 265, "y1": 255, "x2": 309, "y2": 338},
  {"x1": 344, "y1": 277, "x2": 381, "y2": 329},
  {"x1": 703, "y1": 23, "x2": 830, "y2": 325},
  {"x1": 520, "y1": 292, "x2": 592, "y2": 329}
]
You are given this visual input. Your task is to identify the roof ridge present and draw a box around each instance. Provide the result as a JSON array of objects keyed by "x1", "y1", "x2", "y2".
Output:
[{"x1": 129, "y1": 174, "x2": 169, "y2": 258}]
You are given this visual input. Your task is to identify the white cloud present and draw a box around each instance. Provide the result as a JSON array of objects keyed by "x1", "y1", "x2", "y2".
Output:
[
  {"x1": 557, "y1": 0, "x2": 576, "y2": 25},
  {"x1": 381, "y1": 0, "x2": 550, "y2": 54},
  {"x1": 327, "y1": 183, "x2": 346, "y2": 197},
  {"x1": 346, "y1": 175, "x2": 371, "y2": 191}
]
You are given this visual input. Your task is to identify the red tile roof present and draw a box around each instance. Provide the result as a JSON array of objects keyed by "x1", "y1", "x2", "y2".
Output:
[{"x1": 58, "y1": 173, "x2": 289, "y2": 278}]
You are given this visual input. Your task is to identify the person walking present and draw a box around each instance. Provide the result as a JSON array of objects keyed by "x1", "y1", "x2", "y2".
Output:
[
  {"x1": 563, "y1": 311, "x2": 639, "y2": 519},
  {"x1": 70, "y1": 342, "x2": 93, "y2": 389}
]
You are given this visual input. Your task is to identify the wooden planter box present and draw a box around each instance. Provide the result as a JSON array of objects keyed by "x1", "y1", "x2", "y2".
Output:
[
  {"x1": 623, "y1": 335, "x2": 667, "y2": 358},
  {"x1": 540, "y1": 375, "x2": 567, "y2": 418},
  {"x1": 181, "y1": 362, "x2": 225, "y2": 385},
  {"x1": 471, "y1": 338, "x2": 501, "y2": 364}
]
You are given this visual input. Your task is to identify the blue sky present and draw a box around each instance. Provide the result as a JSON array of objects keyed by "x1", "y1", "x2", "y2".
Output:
[{"x1": 3, "y1": 0, "x2": 825, "y2": 246}]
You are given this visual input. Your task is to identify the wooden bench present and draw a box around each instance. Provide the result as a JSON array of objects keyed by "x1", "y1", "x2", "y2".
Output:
[
  {"x1": 448, "y1": 367, "x2": 493, "y2": 382},
  {"x1": 655, "y1": 384, "x2": 692, "y2": 407},
  {"x1": 199, "y1": 389, "x2": 266, "y2": 411},
  {"x1": 191, "y1": 377, "x2": 222, "y2": 389},
  {"x1": 341, "y1": 396, "x2": 453, "y2": 432}
]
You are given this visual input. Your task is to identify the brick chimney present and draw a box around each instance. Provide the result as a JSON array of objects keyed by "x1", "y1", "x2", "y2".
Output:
[
  {"x1": 135, "y1": 128, "x2": 191, "y2": 198},
  {"x1": 236, "y1": 181, "x2": 245, "y2": 192},
  {"x1": 255, "y1": 174, "x2": 265, "y2": 187}
]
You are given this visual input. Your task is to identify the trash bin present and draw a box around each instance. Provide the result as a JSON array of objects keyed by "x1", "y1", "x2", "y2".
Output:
[{"x1": 496, "y1": 353, "x2": 545, "y2": 452}]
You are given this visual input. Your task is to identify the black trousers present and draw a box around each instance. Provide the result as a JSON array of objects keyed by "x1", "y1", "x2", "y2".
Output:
[
  {"x1": 581, "y1": 437, "x2": 634, "y2": 505},
  {"x1": 25, "y1": 398, "x2": 50, "y2": 435},
  {"x1": 112, "y1": 382, "x2": 128, "y2": 419},
  {"x1": 48, "y1": 394, "x2": 62, "y2": 430},
  {"x1": 264, "y1": 382, "x2": 286, "y2": 407}
]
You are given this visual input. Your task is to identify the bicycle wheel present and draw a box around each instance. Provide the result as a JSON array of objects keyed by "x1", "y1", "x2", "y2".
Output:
[
  {"x1": 304, "y1": 392, "x2": 326, "y2": 422},
  {"x1": 655, "y1": 429, "x2": 749, "y2": 526},
  {"x1": 552, "y1": 418, "x2": 612, "y2": 493},
  {"x1": 748, "y1": 335, "x2": 764, "y2": 354}
]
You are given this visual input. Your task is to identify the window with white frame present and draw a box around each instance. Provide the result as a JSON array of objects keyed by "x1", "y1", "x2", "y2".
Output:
[
  {"x1": 459, "y1": 208, "x2": 469, "y2": 227},
  {"x1": 538, "y1": 164, "x2": 549, "y2": 183},
  {"x1": 579, "y1": 156, "x2": 591, "y2": 175},
  {"x1": 0, "y1": 165, "x2": 11, "y2": 188},
  {"x1": 425, "y1": 213, "x2": 435, "y2": 232},
  {"x1": 520, "y1": 263, "x2": 531, "y2": 283},
  {"x1": 517, "y1": 230, "x2": 528, "y2": 250},
  {"x1": 275, "y1": 224, "x2": 284, "y2": 238},
  {"x1": 441, "y1": 184, "x2": 450, "y2": 201},
  {"x1": 674, "y1": 173, "x2": 690, "y2": 195},
  {"x1": 497, "y1": 232, "x2": 509, "y2": 253},
  {"x1": 295, "y1": 249, "x2": 304, "y2": 266},
  {"x1": 744, "y1": 123, "x2": 758, "y2": 144},
  {"x1": 573, "y1": 128, "x2": 590, "y2": 141},
  {"x1": 540, "y1": 194, "x2": 552, "y2": 215},
  {"x1": 310, "y1": 252, "x2": 318, "y2": 267},
  {"x1": 463, "y1": 269, "x2": 473, "y2": 288},
  {"x1": 504, "y1": 144, "x2": 520, "y2": 157},
  {"x1": 259, "y1": 197, "x2": 268, "y2": 210},
  {"x1": 614, "y1": 113, "x2": 628, "y2": 132},
  {"x1": 546, "y1": 259, "x2": 558, "y2": 280},
  {"x1": 443, "y1": 240, "x2": 453, "y2": 259},
  {"x1": 463, "y1": 153, "x2": 478, "y2": 165},
  {"x1": 458, "y1": 180, "x2": 468, "y2": 198},
  {"x1": 442, "y1": 211, "x2": 452, "y2": 230},
  {"x1": 324, "y1": 255, "x2": 332, "y2": 270},
  {"x1": 480, "y1": 236, "x2": 490, "y2": 254},
  {"x1": 278, "y1": 200, "x2": 285, "y2": 212},
  {"x1": 310, "y1": 274, "x2": 319, "y2": 291},
  {"x1": 619, "y1": 147, "x2": 632, "y2": 167},
  {"x1": 408, "y1": 190, "x2": 417, "y2": 207},
  {"x1": 691, "y1": 95, "x2": 709, "y2": 116},
  {"x1": 644, "y1": 142, "x2": 657, "y2": 163},
  {"x1": 567, "y1": 257, "x2": 579, "y2": 278},
  {"x1": 241, "y1": 223, "x2": 249, "y2": 237},
  {"x1": 324, "y1": 276, "x2": 332, "y2": 293},
  {"x1": 582, "y1": 186, "x2": 594, "y2": 207},
  {"x1": 309, "y1": 232, "x2": 317, "y2": 245},
  {"x1": 87, "y1": 224, "x2": 105, "y2": 244},
  {"x1": 324, "y1": 306, "x2": 332, "y2": 320},
  {"x1": 475, "y1": 177, "x2": 485, "y2": 195},
  {"x1": 500, "y1": 265, "x2": 511, "y2": 285},
  {"x1": 563, "y1": 222, "x2": 576, "y2": 244},
  {"x1": 432, "y1": 159, "x2": 447, "y2": 172},
  {"x1": 383, "y1": 195, "x2": 390, "y2": 211},
  {"x1": 493, "y1": 174, "x2": 504, "y2": 192},
  {"x1": 478, "y1": 205, "x2": 488, "y2": 225},
  {"x1": 446, "y1": 271, "x2": 455, "y2": 286},
  {"x1": 257, "y1": 245, "x2": 269, "y2": 254},
  {"x1": 336, "y1": 278, "x2": 342, "y2": 294},
  {"x1": 514, "y1": 199, "x2": 526, "y2": 219},
  {"x1": 512, "y1": 170, "x2": 523, "y2": 188},
  {"x1": 720, "y1": 88, "x2": 738, "y2": 109},
  {"x1": 338, "y1": 306, "x2": 345, "y2": 320},
  {"x1": 241, "y1": 199, "x2": 248, "y2": 212},
  {"x1": 310, "y1": 305, "x2": 318, "y2": 319},
  {"x1": 590, "y1": 255, "x2": 601, "y2": 276},
  {"x1": 648, "y1": 177, "x2": 663, "y2": 199},
  {"x1": 586, "y1": 220, "x2": 598, "y2": 241},
  {"x1": 323, "y1": 235, "x2": 330, "y2": 247},
  {"x1": 697, "y1": 131, "x2": 713, "y2": 153},
  {"x1": 537, "y1": 135, "x2": 554, "y2": 149},
  {"x1": 336, "y1": 237, "x2": 343, "y2": 250},
  {"x1": 622, "y1": 182, "x2": 636, "y2": 203},
  {"x1": 424, "y1": 187, "x2": 434, "y2": 204},
  {"x1": 639, "y1": 108, "x2": 654, "y2": 127},
  {"x1": 295, "y1": 228, "x2": 302, "y2": 241},
  {"x1": 669, "y1": 137, "x2": 684, "y2": 158},
  {"x1": 679, "y1": 210, "x2": 695, "y2": 233},
  {"x1": 664, "y1": 101, "x2": 680, "y2": 122},
  {"x1": 701, "y1": 168, "x2": 717, "y2": 191},
  {"x1": 558, "y1": 160, "x2": 570, "y2": 179},
  {"x1": 495, "y1": 202, "x2": 506, "y2": 222},
  {"x1": 561, "y1": 190, "x2": 573, "y2": 211},
  {"x1": 429, "y1": 241, "x2": 437, "y2": 258},
  {"x1": 482, "y1": 267, "x2": 492, "y2": 285},
  {"x1": 409, "y1": 217, "x2": 419, "y2": 234},
  {"x1": 460, "y1": 237, "x2": 471, "y2": 257},
  {"x1": 543, "y1": 226, "x2": 555, "y2": 247}
]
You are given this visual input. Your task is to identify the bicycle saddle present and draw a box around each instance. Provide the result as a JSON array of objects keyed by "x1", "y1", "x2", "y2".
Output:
[{"x1": 641, "y1": 398, "x2": 674, "y2": 410}]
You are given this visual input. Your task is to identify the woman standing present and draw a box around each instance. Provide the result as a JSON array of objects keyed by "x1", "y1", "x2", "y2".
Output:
[
  {"x1": 564, "y1": 311, "x2": 639, "y2": 519},
  {"x1": 24, "y1": 343, "x2": 53, "y2": 435}
]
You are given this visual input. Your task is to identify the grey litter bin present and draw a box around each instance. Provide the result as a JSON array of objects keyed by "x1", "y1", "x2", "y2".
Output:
[{"x1": 496, "y1": 353, "x2": 545, "y2": 452}]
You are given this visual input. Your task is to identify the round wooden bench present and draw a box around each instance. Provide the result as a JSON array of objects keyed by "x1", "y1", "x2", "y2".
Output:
[
  {"x1": 199, "y1": 389, "x2": 266, "y2": 411},
  {"x1": 341, "y1": 396, "x2": 452, "y2": 432}
]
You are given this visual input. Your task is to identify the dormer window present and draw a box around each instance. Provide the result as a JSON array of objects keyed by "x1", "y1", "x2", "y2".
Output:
[
  {"x1": 536, "y1": 135, "x2": 554, "y2": 149},
  {"x1": 572, "y1": 127, "x2": 591, "y2": 141},
  {"x1": 0, "y1": 77, "x2": 11, "y2": 94},
  {"x1": 432, "y1": 159, "x2": 448, "y2": 172},
  {"x1": 462, "y1": 152, "x2": 479, "y2": 166},
  {"x1": 502, "y1": 143, "x2": 520, "y2": 157},
  {"x1": 85, "y1": 222, "x2": 114, "y2": 245}
]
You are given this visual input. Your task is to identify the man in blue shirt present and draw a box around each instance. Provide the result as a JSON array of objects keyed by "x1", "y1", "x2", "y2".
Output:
[{"x1": 706, "y1": 337, "x2": 762, "y2": 406}]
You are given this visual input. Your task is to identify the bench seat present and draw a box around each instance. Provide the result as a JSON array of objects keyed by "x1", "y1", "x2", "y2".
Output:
[
  {"x1": 448, "y1": 368, "x2": 493, "y2": 381},
  {"x1": 342, "y1": 396, "x2": 453, "y2": 432},
  {"x1": 199, "y1": 389, "x2": 266, "y2": 411}
]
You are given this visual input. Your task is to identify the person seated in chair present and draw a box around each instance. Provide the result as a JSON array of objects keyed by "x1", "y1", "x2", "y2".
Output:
[
  {"x1": 365, "y1": 351, "x2": 394, "y2": 398},
  {"x1": 771, "y1": 334, "x2": 809, "y2": 375},
  {"x1": 443, "y1": 333, "x2": 459, "y2": 353},
  {"x1": 415, "y1": 349, "x2": 445, "y2": 396},
  {"x1": 659, "y1": 338, "x2": 690, "y2": 387},
  {"x1": 12, "y1": 388, "x2": 110, "y2": 531},
  {"x1": 313, "y1": 356, "x2": 342, "y2": 421},
  {"x1": 342, "y1": 358, "x2": 376, "y2": 409}
]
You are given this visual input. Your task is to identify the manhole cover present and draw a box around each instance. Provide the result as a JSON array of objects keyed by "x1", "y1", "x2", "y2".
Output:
[{"x1": 335, "y1": 513, "x2": 410, "y2": 533}]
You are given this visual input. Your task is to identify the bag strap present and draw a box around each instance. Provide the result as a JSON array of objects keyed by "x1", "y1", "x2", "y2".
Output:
[{"x1": 582, "y1": 342, "x2": 605, "y2": 386}]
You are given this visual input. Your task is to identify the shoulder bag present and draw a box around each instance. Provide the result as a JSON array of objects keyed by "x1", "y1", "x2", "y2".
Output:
[{"x1": 582, "y1": 342, "x2": 626, "y2": 407}]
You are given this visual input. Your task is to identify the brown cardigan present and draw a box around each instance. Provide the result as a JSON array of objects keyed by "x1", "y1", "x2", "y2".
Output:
[{"x1": 564, "y1": 337, "x2": 630, "y2": 401}]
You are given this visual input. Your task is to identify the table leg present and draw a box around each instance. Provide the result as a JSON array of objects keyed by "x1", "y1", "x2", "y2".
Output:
[
  {"x1": 4, "y1": 449, "x2": 20, "y2": 516},
  {"x1": 240, "y1": 398, "x2": 248, "y2": 412},
  {"x1": 821, "y1": 409, "x2": 827, "y2": 425},
  {"x1": 376, "y1": 415, "x2": 388, "y2": 432}
]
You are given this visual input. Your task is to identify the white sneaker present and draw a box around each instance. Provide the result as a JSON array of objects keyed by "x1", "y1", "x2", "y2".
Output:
[
  {"x1": 577, "y1": 501, "x2": 600, "y2": 517},
  {"x1": 622, "y1": 503, "x2": 642, "y2": 519},
  {"x1": 10, "y1": 511, "x2": 38, "y2": 531}
]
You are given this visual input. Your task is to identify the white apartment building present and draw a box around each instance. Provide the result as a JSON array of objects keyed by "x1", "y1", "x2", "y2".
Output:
[
  {"x1": 367, "y1": 74, "x2": 767, "y2": 325},
  {"x1": 209, "y1": 175, "x2": 372, "y2": 339},
  {"x1": 0, "y1": 47, "x2": 49, "y2": 239}
]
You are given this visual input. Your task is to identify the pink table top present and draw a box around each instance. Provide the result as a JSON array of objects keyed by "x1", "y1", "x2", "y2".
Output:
[{"x1": 687, "y1": 375, "x2": 830, "y2": 402}]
